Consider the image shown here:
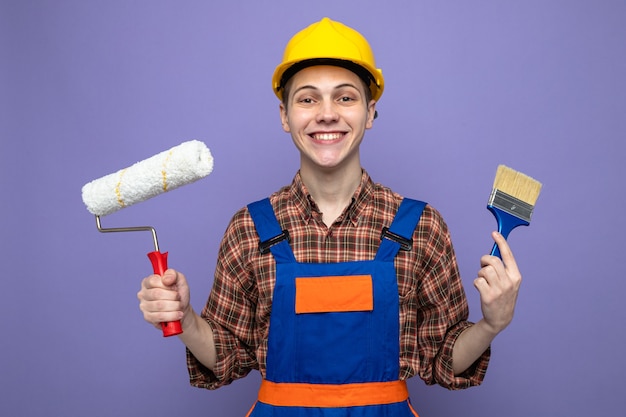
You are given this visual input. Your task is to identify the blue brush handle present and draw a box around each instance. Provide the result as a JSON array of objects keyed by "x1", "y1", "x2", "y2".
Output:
[{"x1": 487, "y1": 205, "x2": 529, "y2": 259}]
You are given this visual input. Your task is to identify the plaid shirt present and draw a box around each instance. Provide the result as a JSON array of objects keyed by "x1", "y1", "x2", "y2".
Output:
[{"x1": 187, "y1": 170, "x2": 489, "y2": 390}]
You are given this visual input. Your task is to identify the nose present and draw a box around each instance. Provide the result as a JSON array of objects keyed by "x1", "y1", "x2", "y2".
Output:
[{"x1": 316, "y1": 99, "x2": 339, "y2": 123}]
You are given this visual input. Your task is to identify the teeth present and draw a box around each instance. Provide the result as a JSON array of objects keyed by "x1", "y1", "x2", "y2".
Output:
[{"x1": 313, "y1": 133, "x2": 343, "y2": 141}]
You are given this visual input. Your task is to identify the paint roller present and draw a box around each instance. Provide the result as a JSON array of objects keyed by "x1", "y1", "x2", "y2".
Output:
[{"x1": 81, "y1": 140, "x2": 214, "y2": 337}]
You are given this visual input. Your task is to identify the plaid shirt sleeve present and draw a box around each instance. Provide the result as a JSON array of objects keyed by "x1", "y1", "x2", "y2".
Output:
[
  {"x1": 186, "y1": 206, "x2": 267, "y2": 390},
  {"x1": 398, "y1": 204, "x2": 490, "y2": 389}
]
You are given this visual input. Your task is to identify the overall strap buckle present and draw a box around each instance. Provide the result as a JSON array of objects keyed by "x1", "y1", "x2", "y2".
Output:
[
  {"x1": 259, "y1": 230, "x2": 290, "y2": 255},
  {"x1": 380, "y1": 227, "x2": 413, "y2": 251},
  {"x1": 375, "y1": 198, "x2": 427, "y2": 261}
]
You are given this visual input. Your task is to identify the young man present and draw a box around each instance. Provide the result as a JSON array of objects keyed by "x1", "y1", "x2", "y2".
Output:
[{"x1": 138, "y1": 17, "x2": 522, "y2": 416}]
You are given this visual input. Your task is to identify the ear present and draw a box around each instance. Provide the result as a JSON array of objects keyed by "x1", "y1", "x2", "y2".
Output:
[
  {"x1": 365, "y1": 100, "x2": 377, "y2": 129},
  {"x1": 279, "y1": 103, "x2": 290, "y2": 133}
]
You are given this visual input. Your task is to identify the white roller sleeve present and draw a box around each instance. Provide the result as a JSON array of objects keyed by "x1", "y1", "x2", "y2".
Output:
[{"x1": 81, "y1": 140, "x2": 214, "y2": 216}]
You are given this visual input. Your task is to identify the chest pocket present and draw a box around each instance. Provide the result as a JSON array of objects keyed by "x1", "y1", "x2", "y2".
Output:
[{"x1": 295, "y1": 275, "x2": 373, "y2": 314}]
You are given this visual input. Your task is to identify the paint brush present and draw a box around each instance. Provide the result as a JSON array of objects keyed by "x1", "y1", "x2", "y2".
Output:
[{"x1": 487, "y1": 165, "x2": 543, "y2": 258}]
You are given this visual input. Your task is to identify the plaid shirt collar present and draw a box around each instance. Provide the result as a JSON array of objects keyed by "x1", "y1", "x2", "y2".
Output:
[{"x1": 289, "y1": 169, "x2": 374, "y2": 227}]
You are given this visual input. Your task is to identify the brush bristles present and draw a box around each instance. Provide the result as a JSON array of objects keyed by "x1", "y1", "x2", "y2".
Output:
[{"x1": 493, "y1": 165, "x2": 543, "y2": 206}]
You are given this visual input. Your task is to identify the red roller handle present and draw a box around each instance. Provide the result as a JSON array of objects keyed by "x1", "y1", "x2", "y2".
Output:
[{"x1": 147, "y1": 251, "x2": 183, "y2": 337}]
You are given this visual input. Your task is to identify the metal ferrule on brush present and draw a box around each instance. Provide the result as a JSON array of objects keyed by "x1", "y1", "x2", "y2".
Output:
[{"x1": 488, "y1": 189, "x2": 534, "y2": 223}]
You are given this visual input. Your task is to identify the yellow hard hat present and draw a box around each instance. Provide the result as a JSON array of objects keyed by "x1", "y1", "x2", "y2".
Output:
[{"x1": 272, "y1": 17, "x2": 384, "y2": 102}]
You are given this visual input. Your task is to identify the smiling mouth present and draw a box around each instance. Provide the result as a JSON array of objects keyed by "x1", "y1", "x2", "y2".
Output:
[{"x1": 311, "y1": 132, "x2": 344, "y2": 141}]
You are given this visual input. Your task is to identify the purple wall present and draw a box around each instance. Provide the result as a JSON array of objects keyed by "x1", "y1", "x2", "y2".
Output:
[{"x1": 2, "y1": 1, "x2": 625, "y2": 416}]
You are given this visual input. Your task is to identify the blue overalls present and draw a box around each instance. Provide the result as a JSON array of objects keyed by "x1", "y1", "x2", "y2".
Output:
[{"x1": 245, "y1": 197, "x2": 426, "y2": 417}]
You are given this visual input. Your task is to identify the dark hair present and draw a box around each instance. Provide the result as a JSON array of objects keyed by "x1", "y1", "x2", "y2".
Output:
[{"x1": 279, "y1": 58, "x2": 374, "y2": 105}]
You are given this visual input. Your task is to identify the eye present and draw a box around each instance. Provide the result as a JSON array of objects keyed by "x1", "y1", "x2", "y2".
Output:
[
  {"x1": 336, "y1": 88, "x2": 360, "y2": 103},
  {"x1": 294, "y1": 94, "x2": 316, "y2": 104}
]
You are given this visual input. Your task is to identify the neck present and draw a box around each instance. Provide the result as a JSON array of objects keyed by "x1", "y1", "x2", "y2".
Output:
[{"x1": 300, "y1": 162, "x2": 362, "y2": 226}]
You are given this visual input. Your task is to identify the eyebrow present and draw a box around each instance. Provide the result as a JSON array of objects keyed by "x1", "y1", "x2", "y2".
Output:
[{"x1": 292, "y1": 83, "x2": 362, "y2": 96}]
